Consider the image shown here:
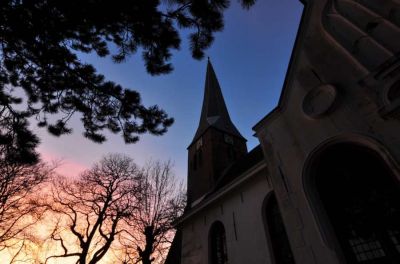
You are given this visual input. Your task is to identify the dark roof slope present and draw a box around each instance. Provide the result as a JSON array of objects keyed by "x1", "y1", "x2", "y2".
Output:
[
  {"x1": 191, "y1": 60, "x2": 245, "y2": 146},
  {"x1": 182, "y1": 145, "x2": 264, "y2": 213},
  {"x1": 177, "y1": 145, "x2": 265, "y2": 225},
  {"x1": 214, "y1": 145, "x2": 264, "y2": 191}
]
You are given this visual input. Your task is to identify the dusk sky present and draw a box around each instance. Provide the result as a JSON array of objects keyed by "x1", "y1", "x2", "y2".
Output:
[{"x1": 36, "y1": 0, "x2": 304, "y2": 181}]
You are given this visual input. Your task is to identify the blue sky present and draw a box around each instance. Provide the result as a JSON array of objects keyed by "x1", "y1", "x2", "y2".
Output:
[{"x1": 36, "y1": 0, "x2": 304, "y2": 180}]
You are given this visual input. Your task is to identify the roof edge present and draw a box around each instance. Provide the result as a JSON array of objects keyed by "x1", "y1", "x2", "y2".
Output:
[
  {"x1": 177, "y1": 159, "x2": 266, "y2": 224},
  {"x1": 253, "y1": 0, "x2": 309, "y2": 133}
]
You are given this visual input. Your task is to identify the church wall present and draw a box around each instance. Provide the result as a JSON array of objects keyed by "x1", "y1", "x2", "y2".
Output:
[
  {"x1": 169, "y1": 0, "x2": 400, "y2": 262},
  {"x1": 256, "y1": 92, "x2": 400, "y2": 264},
  {"x1": 178, "y1": 1, "x2": 400, "y2": 263},
  {"x1": 180, "y1": 167, "x2": 275, "y2": 264},
  {"x1": 254, "y1": 0, "x2": 400, "y2": 263}
]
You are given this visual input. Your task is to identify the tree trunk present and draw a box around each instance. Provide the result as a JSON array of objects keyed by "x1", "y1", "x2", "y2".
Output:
[
  {"x1": 139, "y1": 225, "x2": 155, "y2": 264},
  {"x1": 79, "y1": 256, "x2": 86, "y2": 264}
]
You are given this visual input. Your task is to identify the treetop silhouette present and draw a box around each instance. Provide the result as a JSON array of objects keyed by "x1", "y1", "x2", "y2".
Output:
[{"x1": 0, "y1": 0, "x2": 256, "y2": 164}]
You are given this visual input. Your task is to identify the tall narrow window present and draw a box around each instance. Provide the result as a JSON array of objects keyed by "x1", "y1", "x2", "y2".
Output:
[
  {"x1": 198, "y1": 149, "x2": 203, "y2": 167},
  {"x1": 209, "y1": 221, "x2": 229, "y2": 264},
  {"x1": 265, "y1": 194, "x2": 296, "y2": 264},
  {"x1": 313, "y1": 143, "x2": 400, "y2": 263},
  {"x1": 227, "y1": 146, "x2": 236, "y2": 161},
  {"x1": 193, "y1": 153, "x2": 197, "y2": 171}
]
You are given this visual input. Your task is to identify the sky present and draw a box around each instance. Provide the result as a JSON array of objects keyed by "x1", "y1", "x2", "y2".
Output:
[{"x1": 35, "y1": 0, "x2": 304, "y2": 181}]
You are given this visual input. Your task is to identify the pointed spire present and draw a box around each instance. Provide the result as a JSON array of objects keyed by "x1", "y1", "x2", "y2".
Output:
[{"x1": 191, "y1": 60, "x2": 245, "y2": 145}]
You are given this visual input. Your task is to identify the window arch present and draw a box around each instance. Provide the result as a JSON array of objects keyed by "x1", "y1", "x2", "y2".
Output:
[
  {"x1": 309, "y1": 143, "x2": 400, "y2": 263},
  {"x1": 193, "y1": 152, "x2": 197, "y2": 170},
  {"x1": 209, "y1": 221, "x2": 229, "y2": 264},
  {"x1": 264, "y1": 193, "x2": 296, "y2": 264},
  {"x1": 198, "y1": 149, "x2": 203, "y2": 167}
]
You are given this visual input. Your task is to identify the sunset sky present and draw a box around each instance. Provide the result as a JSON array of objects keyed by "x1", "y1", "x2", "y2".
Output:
[{"x1": 35, "y1": 0, "x2": 303, "y2": 181}]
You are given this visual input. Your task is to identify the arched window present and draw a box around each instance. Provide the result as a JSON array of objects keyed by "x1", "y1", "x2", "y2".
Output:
[
  {"x1": 312, "y1": 143, "x2": 400, "y2": 263},
  {"x1": 209, "y1": 221, "x2": 229, "y2": 264},
  {"x1": 265, "y1": 193, "x2": 296, "y2": 264},
  {"x1": 198, "y1": 149, "x2": 203, "y2": 167},
  {"x1": 193, "y1": 152, "x2": 197, "y2": 171},
  {"x1": 227, "y1": 146, "x2": 236, "y2": 161}
]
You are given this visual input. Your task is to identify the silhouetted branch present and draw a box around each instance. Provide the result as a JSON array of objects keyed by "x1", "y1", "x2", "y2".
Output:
[
  {"x1": 122, "y1": 160, "x2": 186, "y2": 264},
  {"x1": 41, "y1": 154, "x2": 139, "y2": 264},
  {"x1": 0, "y1": 159, "x2": 55, "y2": 249}
]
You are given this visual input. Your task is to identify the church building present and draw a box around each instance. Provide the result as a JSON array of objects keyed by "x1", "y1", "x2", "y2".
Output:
[{"x1": 166, "y1": 0, "x2": 400, "y2": 263}]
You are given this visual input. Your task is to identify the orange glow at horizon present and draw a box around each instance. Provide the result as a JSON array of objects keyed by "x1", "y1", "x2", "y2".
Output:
[
  {"x1": 0, "y1": 183, "x2": 171, "y2": 264},
  {"x1": 0, "y1": 211, "x2": 140, "y2": 264}
]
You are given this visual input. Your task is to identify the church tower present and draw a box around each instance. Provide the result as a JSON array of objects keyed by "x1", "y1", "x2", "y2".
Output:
[{"x1": 187, "y1": 60, "x2": 247, "y2": 206}]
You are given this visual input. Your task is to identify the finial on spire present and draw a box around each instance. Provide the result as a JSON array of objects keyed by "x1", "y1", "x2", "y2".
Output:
[{"x1": 207, "y1": 56, "x2": 210, "y2": 62}]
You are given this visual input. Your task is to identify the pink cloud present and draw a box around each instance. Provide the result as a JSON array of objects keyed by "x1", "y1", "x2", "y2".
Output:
[{"x1": 39, "y1": 150, "x2": 88, "y2": 178}]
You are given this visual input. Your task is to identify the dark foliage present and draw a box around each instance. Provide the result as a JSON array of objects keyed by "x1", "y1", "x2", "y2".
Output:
[{"x1": 0, "y1": 0, "x2": 256, "y2": 164}]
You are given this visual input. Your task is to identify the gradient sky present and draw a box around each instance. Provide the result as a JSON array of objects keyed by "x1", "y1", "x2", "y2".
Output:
[{"x1": 35, "y1": 0, "x2": 304, "y2": 181}]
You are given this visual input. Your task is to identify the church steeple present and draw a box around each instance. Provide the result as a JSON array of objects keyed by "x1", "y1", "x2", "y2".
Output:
[
  {"x1": 191, "y1": 60, "x2": 245, "y2": 146},
  {"x1": 187, "y1": 60, "x2": 247, "y2": 207}
]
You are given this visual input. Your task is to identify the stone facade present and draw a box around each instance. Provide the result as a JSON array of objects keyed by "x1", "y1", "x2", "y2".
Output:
[
  {"x1": 253, "y1": 0, "x2": 400, "y2": 263},
  {"x1": 167, "y1": 0, "x2": 400, "y2": 263}
]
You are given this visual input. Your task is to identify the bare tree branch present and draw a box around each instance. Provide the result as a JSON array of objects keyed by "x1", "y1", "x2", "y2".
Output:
[
  {"x1": 41, "y1": 154, "x2": 139, "y2": 264},
  {"x1": 0, "y1": 159, "x2": 55, "y2": 251},
  {"x1": 122, "y1": 160, "x2": 186, "y2": 264}
]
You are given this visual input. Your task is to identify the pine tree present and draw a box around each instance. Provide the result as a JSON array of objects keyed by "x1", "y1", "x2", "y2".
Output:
[{"x1": 0, "y1": 0, "x2": 256, "y2": 164}]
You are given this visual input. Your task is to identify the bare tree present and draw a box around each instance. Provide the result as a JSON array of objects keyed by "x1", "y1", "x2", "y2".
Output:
[
  {"x1": 42, "y1": 154, "x2": 140, "y2": 264},
  {"x1": 122, "y1": 160, "x2": 186, "y2": 264},
  {"x1": 0, "y1": 159, "x2": 54, "y2": 251}
]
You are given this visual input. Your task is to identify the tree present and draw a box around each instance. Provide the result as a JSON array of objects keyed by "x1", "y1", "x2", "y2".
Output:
[
  {"x1": 121, "y1": 160, "x2": 185, "y2": 264},
  {"x1": 0, "y1": 0, "x2": 256, "y2": 164},
  {"x1": 0, "y1": 159, "x2": 54, "y2": 250},
  {"x1": 42, "y1": 154, "x2": 139, "y2": 264}
]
